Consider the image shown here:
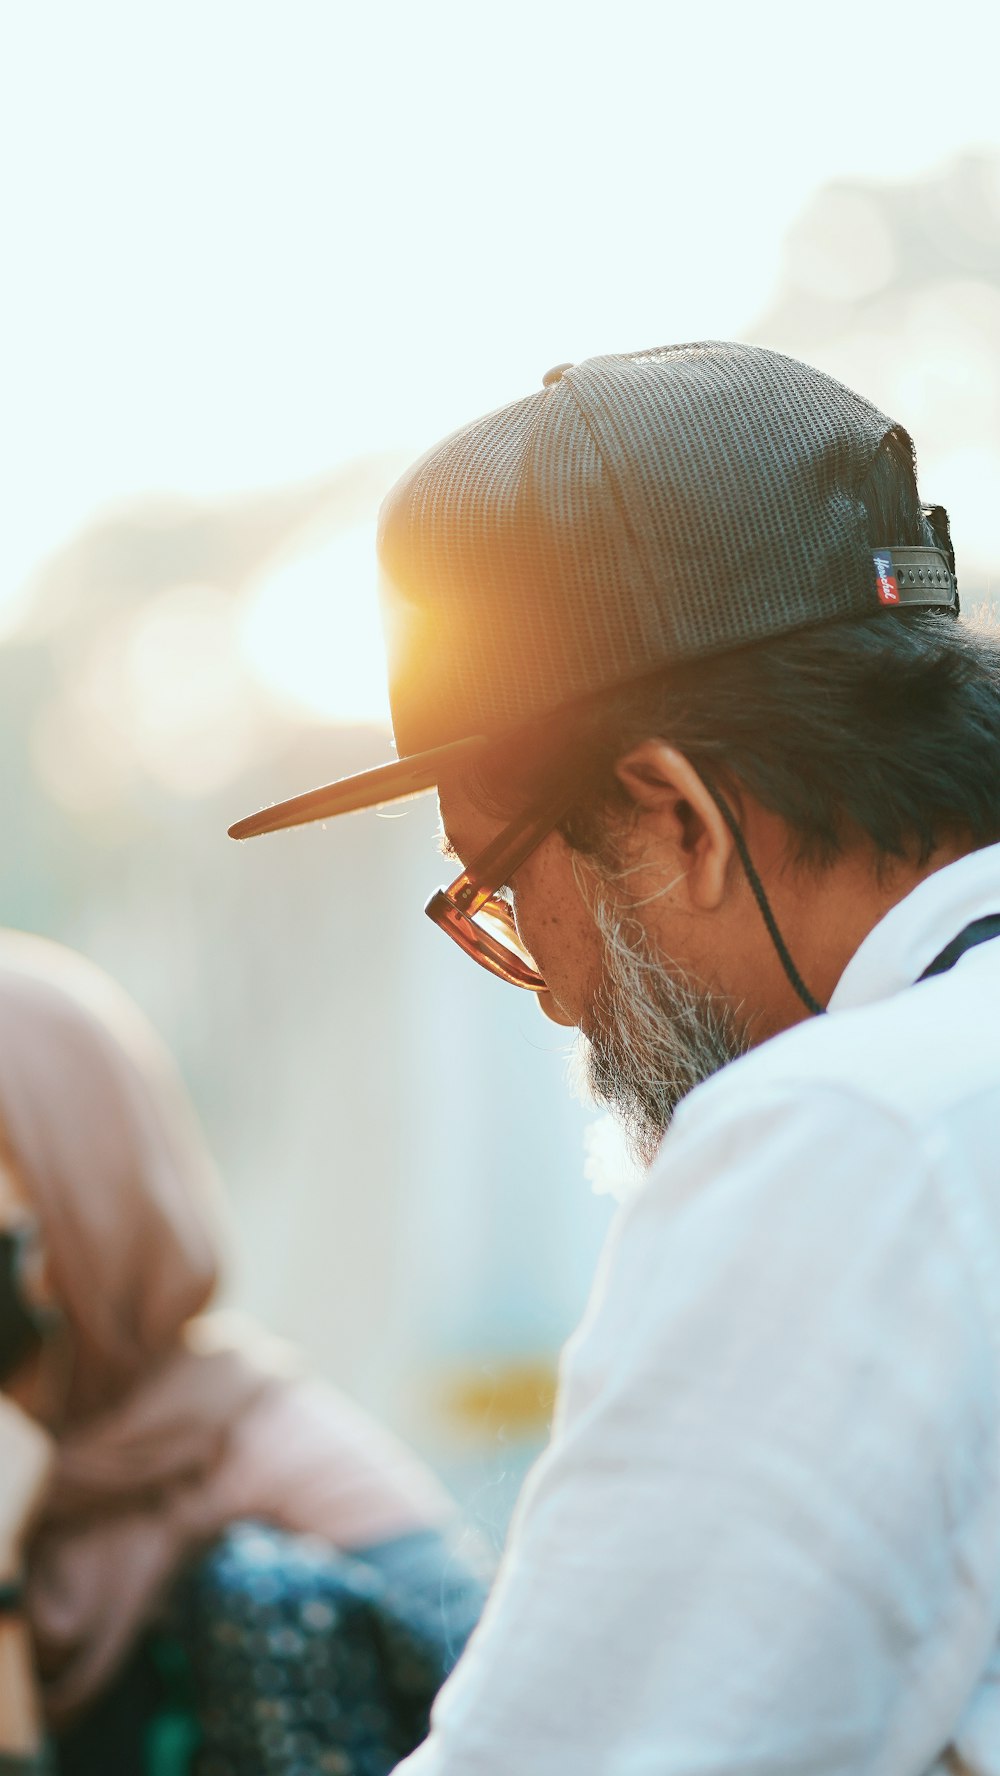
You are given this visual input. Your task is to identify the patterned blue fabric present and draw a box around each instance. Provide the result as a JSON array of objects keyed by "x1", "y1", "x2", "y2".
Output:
[{"x1": 173, "y1": 1524, "x2": 487, "y2": 1776}]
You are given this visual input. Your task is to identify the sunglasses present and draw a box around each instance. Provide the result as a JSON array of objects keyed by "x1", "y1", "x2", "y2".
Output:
[{"x1": 425, "y1": 794, "x2": 572, "y2": 991}]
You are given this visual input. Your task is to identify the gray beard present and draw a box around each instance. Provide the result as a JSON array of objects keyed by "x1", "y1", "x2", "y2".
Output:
[{"x1": 577, "y1": 895, "x2": 749, "y2": 1169}]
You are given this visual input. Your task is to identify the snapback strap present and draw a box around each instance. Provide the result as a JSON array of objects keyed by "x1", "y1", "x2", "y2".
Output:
[{"x1": 872, "y1": 546, "x2": 957, "y2": 611}]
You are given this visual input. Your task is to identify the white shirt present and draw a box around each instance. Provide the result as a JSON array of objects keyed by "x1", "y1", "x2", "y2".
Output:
[{"x1": 398, "y1": 844, "x2": 1000, "y2": 1776}]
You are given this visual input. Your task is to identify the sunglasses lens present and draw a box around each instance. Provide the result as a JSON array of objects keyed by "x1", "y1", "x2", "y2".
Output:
[
  {"x1": 426, "y1": 890, "x2": 545, "y2": 988},
  {"x1": 471, "y1": 898, "x2": 534, "y2": 964}
]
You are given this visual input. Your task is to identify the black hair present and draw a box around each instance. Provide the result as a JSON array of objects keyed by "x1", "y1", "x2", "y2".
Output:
[{"x1": 468, "y1": 430, "x2": 1000, "y2": 867}]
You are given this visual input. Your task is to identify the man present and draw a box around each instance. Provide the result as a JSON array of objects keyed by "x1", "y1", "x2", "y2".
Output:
[{"x1": 230, "y1": 342, "x2": 1000, "y2": 1773}]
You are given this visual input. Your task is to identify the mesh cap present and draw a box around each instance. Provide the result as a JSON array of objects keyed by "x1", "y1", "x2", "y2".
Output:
[{"x1": 230, "y1": 340, "x2": 956, "y2": 839}]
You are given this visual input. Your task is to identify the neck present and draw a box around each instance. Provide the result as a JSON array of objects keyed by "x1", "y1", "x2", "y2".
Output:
[{"x1": 741, "y1": 826, "x2": 978, "y2": 1043}]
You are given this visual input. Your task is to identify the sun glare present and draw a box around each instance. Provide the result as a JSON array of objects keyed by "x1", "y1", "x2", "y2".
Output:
[{"x1": 239, "y1": 523, "x2": 392, "y2": 728}]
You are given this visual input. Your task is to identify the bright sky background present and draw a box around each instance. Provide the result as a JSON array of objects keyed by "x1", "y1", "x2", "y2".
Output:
[{"x1": 2, "y1": 0, "x2": 998, "y2": 723}]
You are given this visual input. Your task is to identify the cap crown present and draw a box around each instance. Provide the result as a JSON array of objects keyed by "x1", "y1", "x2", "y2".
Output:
[{"x1": 377, "y1": 341, "x2": 896, "y2": 757}]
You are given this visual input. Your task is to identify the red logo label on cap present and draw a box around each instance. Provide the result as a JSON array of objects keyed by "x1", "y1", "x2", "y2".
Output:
[{"x1": 873, "y1": 550, "x2": 899, "y2": 604}]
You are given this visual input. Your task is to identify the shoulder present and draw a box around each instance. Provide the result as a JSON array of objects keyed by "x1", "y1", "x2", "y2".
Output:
[
  {"x1": 592, "y1": 987, "x2": 1000, "y2": 1390},
  {"x1": 670, "y1": 953, "x2": 1000, "y2": 1160},
  {"x1": 561, "y1": 1030, "x2": 999, "y2": 1522}
]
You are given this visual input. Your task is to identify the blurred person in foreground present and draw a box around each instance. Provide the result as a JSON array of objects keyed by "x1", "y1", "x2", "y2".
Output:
[
  {"x1": 0, "y1": 1326, "x2": 54, "y2": 1774},
  {"x1": 232, "y1": 342, "x2": 1000, "y2": 1775},
  {"x1": 0, "y1": 931, "x2": 485, "y2": 1776}
]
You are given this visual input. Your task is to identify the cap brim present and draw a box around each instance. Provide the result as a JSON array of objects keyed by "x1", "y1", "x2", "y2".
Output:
[{"x1": 228, "y1": 734, "x2": 488, "y2": 840}]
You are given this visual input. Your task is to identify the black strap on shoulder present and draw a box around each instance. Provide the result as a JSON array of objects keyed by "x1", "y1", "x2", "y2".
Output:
[{"x1": 918, "y1": 915, "x2": 1000, "y2": 982}]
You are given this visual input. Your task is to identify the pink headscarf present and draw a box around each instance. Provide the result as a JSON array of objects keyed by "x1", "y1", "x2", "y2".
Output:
[{"x1": 0, "y1": 931, "x2": 451, "y2": 1721}]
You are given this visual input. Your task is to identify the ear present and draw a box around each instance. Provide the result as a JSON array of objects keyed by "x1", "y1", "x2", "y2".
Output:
[{"x1": 613, "y1": 740, "x2": 735, "y2": 912}]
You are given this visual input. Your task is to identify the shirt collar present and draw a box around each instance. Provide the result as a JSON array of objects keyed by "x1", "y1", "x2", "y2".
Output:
[{"x1": 828, "y1": 841, "x2": 1000, "y2": 1014}]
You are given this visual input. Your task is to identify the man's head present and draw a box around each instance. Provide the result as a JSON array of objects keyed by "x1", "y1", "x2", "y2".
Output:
[
  {"x1": 230, "y1": 342, "x2": 995, "y2": 1159},
  {"x1": 432, "y1": 427, "x2": 999, "y2": 1159}
]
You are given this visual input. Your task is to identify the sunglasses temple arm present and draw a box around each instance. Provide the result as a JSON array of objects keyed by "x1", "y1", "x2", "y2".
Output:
[{"x1": 464, "y1": 802, "x2": 568, "y2": 894}]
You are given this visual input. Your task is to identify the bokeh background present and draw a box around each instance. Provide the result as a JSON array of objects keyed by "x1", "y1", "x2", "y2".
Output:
[{"x1": 2, "y1": 1, "x2": 999, "y2": 1539}]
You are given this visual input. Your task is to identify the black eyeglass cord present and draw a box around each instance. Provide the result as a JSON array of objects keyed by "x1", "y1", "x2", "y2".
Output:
[{"x1": 701, "y1": 778, "x2": 826, "y2": 1019}]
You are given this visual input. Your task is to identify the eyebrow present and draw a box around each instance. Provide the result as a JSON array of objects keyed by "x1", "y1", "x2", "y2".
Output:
[{"x1": 437, "y1": 828, "x2": 460, "y2": 863}]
